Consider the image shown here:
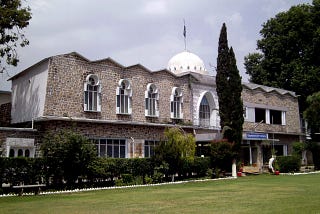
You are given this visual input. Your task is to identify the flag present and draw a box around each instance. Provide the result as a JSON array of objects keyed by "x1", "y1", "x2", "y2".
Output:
[{"x1": 183, "y1": 24, "x2": 186, "y2": 38}]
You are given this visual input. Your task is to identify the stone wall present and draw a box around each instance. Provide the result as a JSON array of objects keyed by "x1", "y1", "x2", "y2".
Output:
[
  {"x1": 37, "y1": 120, "x2": 194, "y2": 141},
  {"x1": 0, "y1": 103, "x2": 11, "y2": 126},
  {"x1": 242, "y1": 87, "x2": 301, "y2": 134},
  {"x1": 44, "y1": 53, "x2": 192, "y2": 124}
]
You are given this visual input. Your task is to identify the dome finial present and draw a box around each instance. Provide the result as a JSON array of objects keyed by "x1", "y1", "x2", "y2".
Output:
[{"x1": 168, "y1": 51, "x2": 208, "y2": 75}]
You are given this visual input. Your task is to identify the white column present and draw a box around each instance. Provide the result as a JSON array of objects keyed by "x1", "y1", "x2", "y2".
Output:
[
  {"x1": 249, "y1": 143, "x2": 253, "y2": 165},
  {"x1": 232, "y1": 160, "x2": 237, "y2": 177}
]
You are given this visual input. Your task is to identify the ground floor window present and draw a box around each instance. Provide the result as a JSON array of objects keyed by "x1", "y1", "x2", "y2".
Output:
[
  {"x1": 8, "y1": 148, "x2": 32, "y2": 158},
  {"x1": 240, "y1": 144, "x2": 258, "y2": 166},
  {"x1": 6, "y1": 138, "x2": 35, "y2": 158},
  {"x1": 144, "y1": 140, "x2": 159, "y2": 157},
  {"x1": 262, "y1": 144, "x2": 287, "y2": 164},
  {"x1": 95, "y1": 138, "x2": 126, "y2": 158}
]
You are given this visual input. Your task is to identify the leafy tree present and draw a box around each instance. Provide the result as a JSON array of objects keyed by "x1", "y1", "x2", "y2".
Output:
[
  {"x1": 0, "y1": 0, "x2": 31, "y2": 72},
  {"x1": 244, "y1": 0, "x2": 320, "y2": 111},
  {"x1": 244, "y1": 53, "x2": 266, "y2": 84},
  {"x1": 153, "y1": 127, "x2": 195, "y2": 178},
  {"x1": 303, "y1": 92, "x2": 320, "y2": 168},
  {"x1": 41, "y1": 130, "x2": 97, "y2": 188},
  {"x1": 216, "y1": 23, "x2": 243, "y2": 146},
  {"x1": 210, "y1": 140, "x2": 236, "y2": 172},
  {"x1": 304, "y1": 92, "x2": 320, "y2": 140}
]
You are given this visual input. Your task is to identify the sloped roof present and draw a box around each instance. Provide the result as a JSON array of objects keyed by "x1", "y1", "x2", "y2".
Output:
[{"x1": 243, "y1": 82, "x2": 297, "y2": 97}]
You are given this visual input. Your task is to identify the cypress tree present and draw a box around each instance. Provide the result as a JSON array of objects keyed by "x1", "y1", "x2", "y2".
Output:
[
  {"x1": 228, "y1": 47, "x2": 244, "y2": 146},
  {"x1": 216, "y1": 23, "x2": 244, "y2": 147},
  {"x1": 216, "y1": 23, "x2": 230, "y2": 131}
]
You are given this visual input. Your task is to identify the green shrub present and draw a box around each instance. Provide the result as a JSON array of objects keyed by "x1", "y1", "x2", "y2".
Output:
[
  {"x1": 210, "y1": 140, "x2": 236, "y2": 172},
  {"x1": 152, "y1": 171, "x2": 164, "y2": 183},
  {"x1": 144, "y1": 176, "x2": 153, "y2": 184},
  {"x1": 193, "y1": 157, "x2": 211, "y2": 177},
  {"x1": 115, "y1": 179, "x2": 124, "y2": 186},
  {"x1": 1, "y1": 157, "x2": 45, "y2": 186},
  {"x1": 206, "y1": 168, "x2": 214, "y2": 179},
  {"x1": 121, "y1": 174, "x2": 133, "y2": 185},
  {"x1": 277, "y1": 156, "x2": 301, "y2": 173}
]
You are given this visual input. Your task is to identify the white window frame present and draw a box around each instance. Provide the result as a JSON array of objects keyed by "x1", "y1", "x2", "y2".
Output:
[
  {"x1": 95, "y1": 138, "x2": 127, "y2": 158},
  {"x1": 84, "y1": 74, "x2": 101, "y2": 112},
  {"x1": 170, "y1": 87, "x2": 183, "y2": 119},
  {"x1": 268, "y1": 109, "x2": 286, "y2": 125},
  {"x1": 199, "y1": 96, "x2": 210, "y2": 126},
  {"x1": 116, "y1": 79, "x2": 132, "y2": 115},
  {"x1": 144, "y1": 140, "x2": 159, "y2": 158},
  {"x1": 145, "y1": 83, "x2": 159, "y2": 117}
]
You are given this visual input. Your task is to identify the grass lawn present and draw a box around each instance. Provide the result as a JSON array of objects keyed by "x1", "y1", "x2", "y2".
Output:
[{"x1": 1, "y1": 173, "x2": 320, "y2": 213}]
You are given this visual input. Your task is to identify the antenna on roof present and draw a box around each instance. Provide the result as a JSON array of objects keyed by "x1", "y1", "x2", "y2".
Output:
[{"x1": 183, "y1": 19, "x2": 187, "y2": 51}]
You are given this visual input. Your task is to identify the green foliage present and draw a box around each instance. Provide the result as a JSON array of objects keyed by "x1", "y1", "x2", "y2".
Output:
[
  {"x1": 154, "y1": 127, "x2": 196, "y2": 176},
  {"x1": 164, "y1": 127, "x2": 196, "y2": 158},
  {"x1": 216, "y1": 23, "x2": 243, "y2": 146},
  {"x1": 216, "y1": 23, "x2": 231, "y2": 131},
  {"x1": 244, "y1": 53, "x2": 266, "y2": 84},
  {"x1": 193, "y1": 157, "x2": 211, "y2": 177},
  {"x1": 292, "y1": 141, "x2": 306, "y2": 155},
  {"x1": 306, "y1": 141, "x2": 320, "y2": 169},
  {"x1": 245, "y1": 1, "x2": 320, "y2": 111},
  {"x1": 88, "y1": 158, "x2": 155, "y2": 185},
  {"x1": 0, "y1": 0, "x2": 32, "y2": 72},
  {"x1": 210, "y1": 140, "x2": 236, "y2": 172},
  {"x1": 41, "y1": 130, "x2": 97, "y2": 187},
  {"x1": 304, "y1": 91, "x2": 320, "y2": 140},
  {"x1": 277, "y1": 156, "x2": 301, "y2": 173},
  {"x1": 1, "y1": 157, "x2": 45, "y2": 185}
]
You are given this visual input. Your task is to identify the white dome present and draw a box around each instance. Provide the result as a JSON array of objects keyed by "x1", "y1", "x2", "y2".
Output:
[{"x1": 167, "y1": 51, "x2": 208, "y2": 75}]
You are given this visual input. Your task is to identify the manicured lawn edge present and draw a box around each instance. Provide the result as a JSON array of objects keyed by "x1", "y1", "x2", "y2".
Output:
[{"x1": 0, "y1": 177, "x2": 236, "y2": 197}]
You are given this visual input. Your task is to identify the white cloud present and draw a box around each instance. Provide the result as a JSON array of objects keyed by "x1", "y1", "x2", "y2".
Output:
[
  {"x1": 0, "y1": 0, "x2": 313, "y2": 90},
  {"x1": 141, "y1": 0, "x2": 168, "y2": 15}
]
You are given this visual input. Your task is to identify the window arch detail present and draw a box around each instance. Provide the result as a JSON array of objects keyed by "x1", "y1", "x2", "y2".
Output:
[
  {"x1": 84, "y1": 74, "x2": 101, "y2": 112},
  {"x1": 116, "y1": 79, "x2": 132, "y2": 114},
  {"x1": 170, "y1": 87, "x2": 183, "y2": 119},
  {"x1": 145, "y1": 83, "x2": 159, "y2": 117},
  {"x1": 199, "y1": 96, "x2": 210, "y2": 126},
  {"x1": 197, "y1": 91, "x2": 217, "y2": 127}
]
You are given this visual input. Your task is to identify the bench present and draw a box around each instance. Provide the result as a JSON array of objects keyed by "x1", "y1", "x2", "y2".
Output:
[{"x1": 12, "y1": 184, "x2": 46, "y2": 196}]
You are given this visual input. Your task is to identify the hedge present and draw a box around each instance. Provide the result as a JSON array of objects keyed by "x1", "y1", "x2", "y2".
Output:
[
  {"x1": 276, "y1": 156, "x2": 301, "y2": 173},
  {"x1": 0, "y1": 156, "x2": 212, "y2": 192}
]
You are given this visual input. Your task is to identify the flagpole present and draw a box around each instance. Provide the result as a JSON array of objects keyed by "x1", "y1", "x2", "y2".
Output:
[{"x1": 183, "y1": 19, "x2": 186, "y2": 50}]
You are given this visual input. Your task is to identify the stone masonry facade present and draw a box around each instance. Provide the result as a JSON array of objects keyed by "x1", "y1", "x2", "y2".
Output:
[
  {"x1": 0, "y1": 103, "x2": 11, "y2": 127},
  {"x1": 242, "y1": 86, "x2": 300, "y2": 135},
  {"x1": 43, "y1": 53, "x2": 192, "y2": 124},
  {"x1": 1, "y1": 52, "x2": 303, "y2": 161}
]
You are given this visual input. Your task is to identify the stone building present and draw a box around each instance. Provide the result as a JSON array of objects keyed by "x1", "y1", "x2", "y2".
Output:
[{"x1": 0, "y1": 50, "x2": 303, "y2": 172}]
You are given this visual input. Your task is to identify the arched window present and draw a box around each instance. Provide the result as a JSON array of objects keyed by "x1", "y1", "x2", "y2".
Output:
[
  {"x1": 9, "y1": 149, "x2": 15, "y2": 157},
  {"x1": 145, "y1": 83, "x2": 159, "y2": 117},
  {"x1": 18, "y1": 149, "x2": 23, "y2": 157},
  {"x1": 25, "y1": 149, "x2": 30, "y2": 157},
  {"x1": 116, "y1": 79, "x2": 132, "y2": 114},
  {"x1": 84, "y1": 74, "x2": 101, "y2": 112},
  {"x1": 170, "y1": 87, "x2": 183, "y2": 119},
  {"x1": 199, "y1": 96, "x2": 210, "y2": 126}
]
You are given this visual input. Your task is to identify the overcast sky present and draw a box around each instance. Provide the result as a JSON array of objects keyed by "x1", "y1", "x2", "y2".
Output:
[{"x1": 0, "y1": 0, "x2": 312, "y2": 91}]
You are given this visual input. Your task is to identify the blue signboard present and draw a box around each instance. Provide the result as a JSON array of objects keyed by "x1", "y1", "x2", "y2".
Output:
[{"x1": 246, "y1": 132, "x2": 268, "y2": 139}]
